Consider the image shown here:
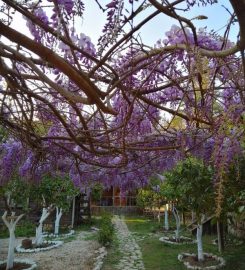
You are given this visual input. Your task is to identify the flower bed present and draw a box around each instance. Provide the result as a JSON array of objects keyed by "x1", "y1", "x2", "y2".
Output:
[
  {"x1": 0, "y1": 259, "x2": 37, "y2": 270},
  {"x1": 159, "y1": 236, "x2": 196, "y2": 245},
  {"x1": 16, "y1": 240, "x2": 63, "y2": 253},
  {"x1": 178, "y1": 252, "x2": 226, "y2": 270}
]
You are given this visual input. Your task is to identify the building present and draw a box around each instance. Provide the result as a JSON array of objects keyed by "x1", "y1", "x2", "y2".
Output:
[{"x1": 91, "y1": 186, "x2": 140, "y2": 215}]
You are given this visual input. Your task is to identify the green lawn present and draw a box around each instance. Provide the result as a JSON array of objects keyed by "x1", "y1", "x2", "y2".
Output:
[
  {"x1": 124, "y1": 216, "x2": 245, "y2": 270},
  {"x1": 102, "y1": 232, "x2": 122, "y2": 270}
]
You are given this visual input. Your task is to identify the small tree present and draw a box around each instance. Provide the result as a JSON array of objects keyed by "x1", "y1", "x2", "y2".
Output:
[
  {"x1": 3, "y1": 176, "x2": 32, "y2": 212},
  {"x1": 37, "y1": 174, "x2": 79, "y2": 237},
  {"x1": 160, "y1": 181, "x2": 178, "y2": 231},
  {"x1": 1, "y1": 177, "x2": 31, "y2": 269},
  {"x1": 136, "y1": 181, "x2": 163, "y2": 221},
  {"x1": 216, "y1": 154, "x2": 245, "y2": 252},
  {"x1": 166, "y1": 157, "x2": 214, "y2": 261}
]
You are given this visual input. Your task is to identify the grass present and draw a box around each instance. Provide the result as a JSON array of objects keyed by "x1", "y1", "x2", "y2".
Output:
[
  {"x1": 0, "y1": 219, "x2": 35, "y2": 238},
  {"x1": 75, "y1": 216, "x2": 101, "y2": 232},
  {"x1": 124, "y1": 215, "x2": 245, "y2": 270},
  {"x1": 102, "y1": 232, "x2": 122, "y2": 270},
  {"x1": 82, "y1": 233, "x2": 98, "y2": 241},
  {"x1": 62, "y1": 235, "x2": 77, "y2": 243}
]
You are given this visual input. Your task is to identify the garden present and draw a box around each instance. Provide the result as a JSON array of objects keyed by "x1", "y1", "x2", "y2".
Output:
[{"x1": 0, "y1": 0, "x2": 244, "y2": 269}]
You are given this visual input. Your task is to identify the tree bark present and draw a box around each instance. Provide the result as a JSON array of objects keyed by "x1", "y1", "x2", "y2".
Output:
[
  {"x1": 2, "y1": 211, "x2": 24, "y2": 270},
  {"x1": 35, "y1": 207, "x2": 52, "y2": 245},
  {"x1": 217, "y1": 220, "x2": 225, "y2": 253},
  {"x1": 197, "y1": 223, "x2": 204, "y2": 261},
  {"x1": 54, "y1": 207, "x2": 63, "y2": 235},
  {"x1": 173, "y1": 207, "x2": 180, "y2": 241},
  {"x1": 164, "y1": 204, "x2": 169, "y2": 231},
  {"x1": 229, "y1": 0, "x2": 245, "y2": 49}
]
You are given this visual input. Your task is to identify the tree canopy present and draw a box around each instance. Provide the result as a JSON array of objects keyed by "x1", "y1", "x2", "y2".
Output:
[{"x1": 0, "y1": 1, "x2": 244, "y2": 202}]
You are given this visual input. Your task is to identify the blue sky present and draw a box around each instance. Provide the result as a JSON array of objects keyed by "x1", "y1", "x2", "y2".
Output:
[
  {"x1": 81, "y1": 0, "x2": 238, "y2": 46},
  {"x1": 7, "y1": 0, "x2": 238, "y2": 49}
]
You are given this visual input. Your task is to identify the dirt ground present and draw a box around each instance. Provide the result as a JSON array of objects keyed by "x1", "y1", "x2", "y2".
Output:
[{"x1": 0, "y1": 231, "x2": 100, "y2": 270}]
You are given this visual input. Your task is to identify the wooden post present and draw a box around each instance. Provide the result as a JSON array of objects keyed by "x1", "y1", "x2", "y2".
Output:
[
  {"x1": 217, "y1": 220, "x2": 225, "y2": 253},
  {"x1": 112, "y1": 186, "x2": 115, "y2": 206},
  {"x1": 71, "y1": 197, "x2": 75, "y2": 229}
]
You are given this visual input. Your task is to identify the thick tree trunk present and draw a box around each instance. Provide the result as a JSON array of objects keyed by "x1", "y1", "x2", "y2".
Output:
[
  {"x1": 35, "y1": 223, "x2": 43, "y2": 246},
  {"x1": 54, "y1": 207, "x2": 63, "y2": 235},
  {"x1": 2, "y1": 211, "x2": 24, "y2": 270},
  {"x1": 197, "y1": 223, "x2": 204, "y2": 261},
  {"x1": 164, "y1": 205, "x2": 169, "y2": 231},
  {"x1": 7, "y1": 228, "x2": 15, "y2": 269},
  {"x1": 35, "y1": 207, "x2": 52, "y2": 245}
]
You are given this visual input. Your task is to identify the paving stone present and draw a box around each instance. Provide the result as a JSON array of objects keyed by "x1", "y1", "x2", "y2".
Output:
[{"x1": 112, "y1": 216, "x2": 145, "y2": 270}]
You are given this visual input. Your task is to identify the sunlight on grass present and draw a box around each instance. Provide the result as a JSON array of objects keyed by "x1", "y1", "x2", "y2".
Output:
[
  {"x1": 125, "y1": 219, "x2": 149, "y2": 223},
  {"x1": 125, "y1": 215, "x2": 245, "y2": 270}
]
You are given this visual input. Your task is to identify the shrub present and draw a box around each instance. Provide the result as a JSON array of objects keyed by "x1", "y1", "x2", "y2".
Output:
[{"x1": 98, "y1": 213, "x2": 114, "y2": 246}]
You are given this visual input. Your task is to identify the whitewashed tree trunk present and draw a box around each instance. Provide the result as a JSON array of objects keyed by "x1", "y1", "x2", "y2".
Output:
[
  {"x1": 2, "y1": 211, "x2": 24, "y2": 270},
  {"x1": 35, "y1": 207, "x2": 51, "y2": 246},
  {"x1": 164, "y1": 204, "x2": 169, "y2": 231},
  {"x1": 54, "y1": 207, "x2": 63, "y2": 235},
  {"x1": 173, "y1": 207, "x2": 180, "y2": 241},
  {"x1": 197, "y1": 223, "x2": 204, "y2": 261}
]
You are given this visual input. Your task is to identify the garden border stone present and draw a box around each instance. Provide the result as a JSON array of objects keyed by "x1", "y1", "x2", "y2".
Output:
[
  {"x1": 0, "y1": 259, "x2": 37, "y2": 270},
  {"x1": 42, "y1": 229, "x2": 75, "y2": 238},
  {"x1": 159, "y1": 236, "x2": 196, "y2": 245},
  {"x1": 177, "y1": 252, "x2": 226, "y2": 270},
  {"x1": 16, "y1": 240, "x2": 63, "y2": 253}
]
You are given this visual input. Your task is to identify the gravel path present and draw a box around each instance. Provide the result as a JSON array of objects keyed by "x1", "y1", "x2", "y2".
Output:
[
  {"x1": 0, "y1": 231, "x2": 100, "y2": 270},
  {"x1": 112, "y1": 216, "x2": 145, "y2": 270},
  {"x1": 0, "y1": 217, "x2": 145, "y2": 270}
]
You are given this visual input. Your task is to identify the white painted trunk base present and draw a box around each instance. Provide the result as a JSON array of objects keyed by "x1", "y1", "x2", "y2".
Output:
[
  {"x1": 35, "y1": 207, "x2": 51, "y2": 246},
  {"x1": 164, "y1": 206, "x2": 169, "y2": 231},
  {"x1": 2, "y1": 211, "x2": 24, "y2": 270},
  {"x1": 54, "y1": 207, "x2": 63, "y2": 235},
  {"x1": 173, "y1": 207, "x2": 180, "y2": 241},
  {"x1": 197, "y1": 223, "x2": 204, "y2": 261}
]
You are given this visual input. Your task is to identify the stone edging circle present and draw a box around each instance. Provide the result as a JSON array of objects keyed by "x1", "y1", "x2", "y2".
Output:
[
  {"x1": 159, "y1": 236, "x2": 196, "y2": 245},
  {"x1": 178, "y1": 252, "x2": 226, "y2": 270},
  {"x1": 16, "y1": 240, "x2": 63, "y2": 253},
  {"x1": 43, "y1": 230, "x2": 75, "y2": 238},
  {"x1": 0, "y1": 259, "x2": 37, "y2": 269}
]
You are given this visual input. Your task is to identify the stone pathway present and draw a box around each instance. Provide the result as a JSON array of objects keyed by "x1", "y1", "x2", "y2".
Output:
[{"x1": 113, "y1": 216, "x2": 145, "y2": 270}]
